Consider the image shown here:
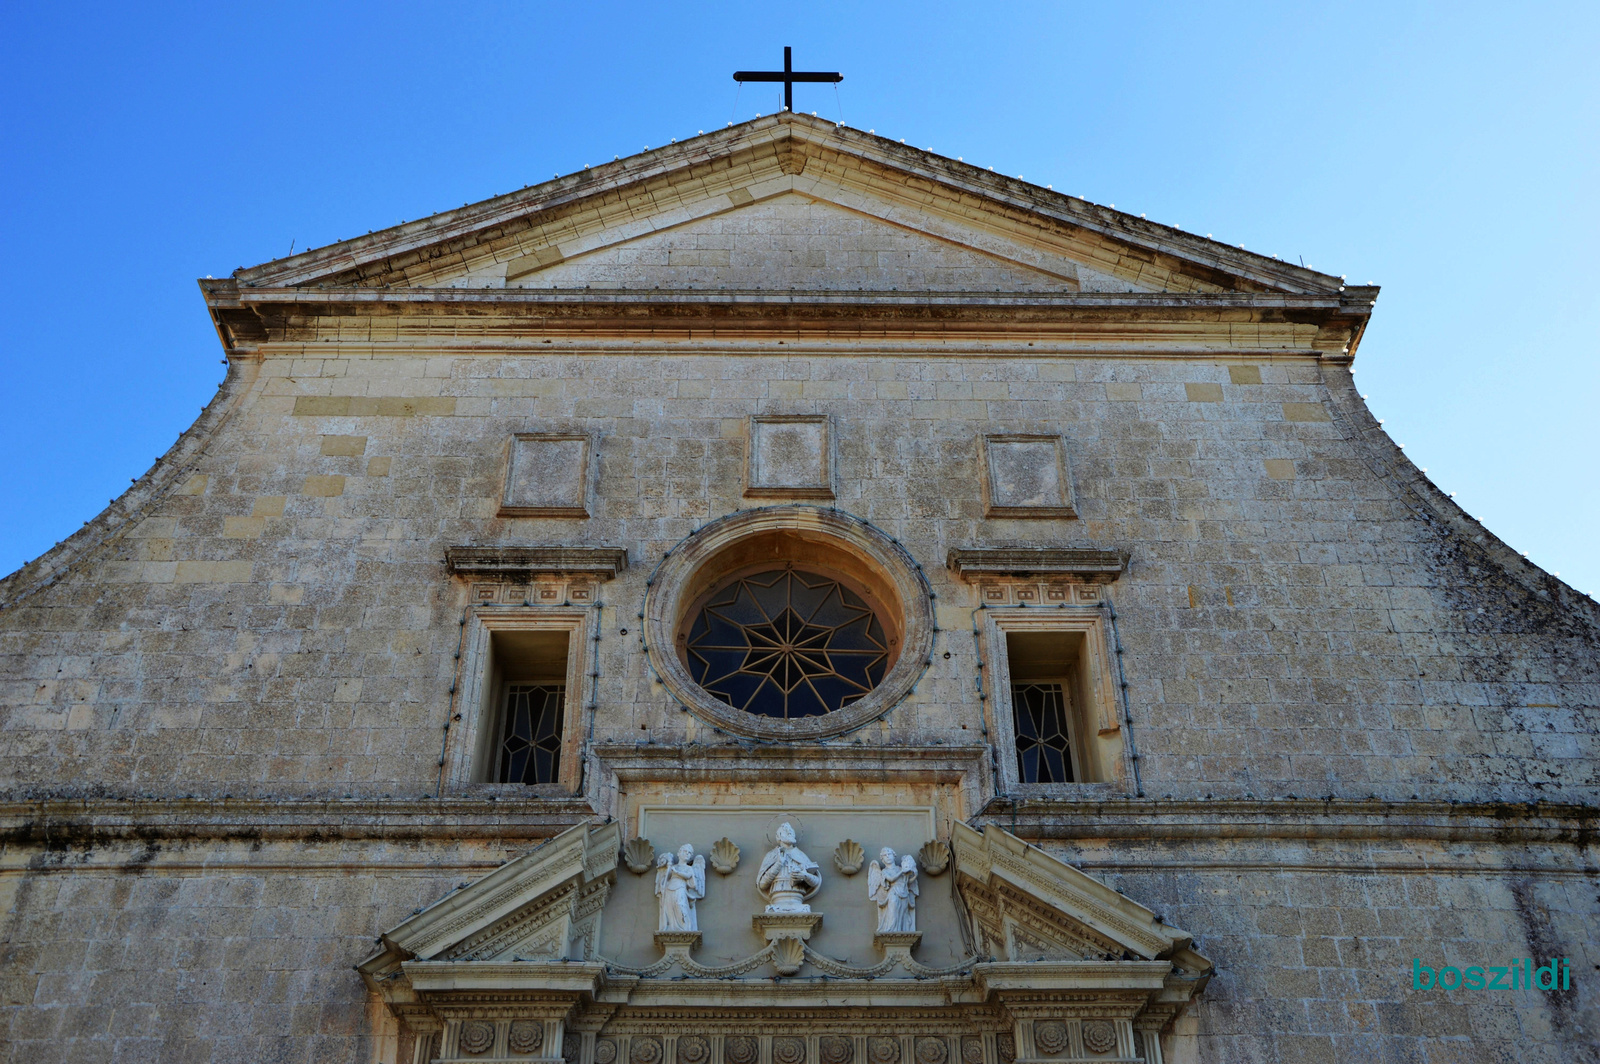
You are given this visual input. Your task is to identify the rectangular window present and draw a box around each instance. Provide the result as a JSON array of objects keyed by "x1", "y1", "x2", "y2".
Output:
[
  {"x1": 982, "y1": 608, "x2": 1126, "y2": 793},
  {"x1": 445, "y1": 609, "x2": 591, "y2": 793}
]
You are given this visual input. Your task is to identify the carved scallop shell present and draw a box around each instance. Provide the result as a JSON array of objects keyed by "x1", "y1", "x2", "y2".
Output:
[
  {"x1": 725, "y1": 1037, "x2": 759, "y2": 1064},
  {"x1": 459, "y1": 1021, "x2": 495, "y2": 1056},
  {"x1": 918, "y1": 839, "x2": 951, "y2": 876},
  {"x1": 623, "y1": 837, "x2": 655, "y2": 875},
  {"x1": 710, "y1": 836, "x2": 740, "y2": 875},
  {"x1": 509, "y1": 1021, "x2": 543, "y2": 1055},
  {"x1": 1034, "y1": 1023, "x2": 1067, "y2": 1056},
  {"x1": 1081, "y1": 1022, "x2": 1116, "y2": 1056},
  {"x1": 820, "y1": 1036, "x2": 854, "y2": 1064},
  {"x1": 773, "y1": 936, "x2": 805, "y2": 974},
  {"x1": 832, "y1": 838, "x2": 864, "y2": 875},
  {"x1": 773, "y1": 1037, "x2": 806, "y2": 1064}
]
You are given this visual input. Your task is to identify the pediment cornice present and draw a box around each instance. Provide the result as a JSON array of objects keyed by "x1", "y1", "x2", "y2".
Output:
[{"x1": 217, "y1": 113, "x2": 1353, "y2": 303}]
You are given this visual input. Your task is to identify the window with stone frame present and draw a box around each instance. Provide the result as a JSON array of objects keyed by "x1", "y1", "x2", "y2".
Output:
[
  {"x1": 444, "y1": 608, "x2": 593, "y2": 793},
  {"x1": 980, "y1": 608, "x2": 1126, "y2": 791}
]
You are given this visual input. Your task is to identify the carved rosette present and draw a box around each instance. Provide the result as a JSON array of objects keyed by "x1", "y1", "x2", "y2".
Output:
[
  {"x1": 995, "y1": 1034, "x2": 1016, "y2": 1064},
  {"x1": 679, "y1": 1036, "x2": 711, "y2": 1064},
  {"x1": 773, "y1": 1037, "x2": 807, "y2": 1064},
  {"x1": 914, "y1": 1038, "x2": 946, "y2": 1064},
  {"x1": 1082, "y1": 1022, "x2": 1116, "y2": 1056},
  {"x1": 867, "y1": 1037, "x2": 900, "y2": 1064},
  {"x1": 459, "y1": 1021, "x2": 495, "y2": 1056},
  {"x1": 1034, "y1": 1023, "x2": 1067, "y2": 1056},
  {"x1": 564, "y1": 1036, "x2": 582, "y2": 1064},
  {"x1": 725, "y1": 1037, "x2": 759, "y2": 1064},
  {"x1": 595, "y1": 1040, "x2": 619, "y2": 1064},
  {"x1": 632, "y1": 1037, "x2": 664, "y2": 1064},
  {"x1": 960, "y1": 1039, "x2": 984, "y2": 1064},
  {"x1": 820, "y1": 1036, "x2": 854, "y2": 1064},
  {"x1": 509, "y1": 1021, "x2": 543, "y2": 1055}
]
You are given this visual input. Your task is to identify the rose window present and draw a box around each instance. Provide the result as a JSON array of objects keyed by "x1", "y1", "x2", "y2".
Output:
[{"x1": 684, "y1": 568, "x2": 891, "y2": 718}]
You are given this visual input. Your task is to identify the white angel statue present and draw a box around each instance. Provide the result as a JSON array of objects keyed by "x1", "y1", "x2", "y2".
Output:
[
  {"x1": 654, "y1": 843, "x2": 706, "y2": 932},
  {"x1": 867, "y1": 847, "x2": 919, "y2": 933}
]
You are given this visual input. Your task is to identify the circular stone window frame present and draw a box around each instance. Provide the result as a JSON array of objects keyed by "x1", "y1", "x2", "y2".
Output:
[{"x1": 645, "y1": 505, "x2": 934, "y2": 740}]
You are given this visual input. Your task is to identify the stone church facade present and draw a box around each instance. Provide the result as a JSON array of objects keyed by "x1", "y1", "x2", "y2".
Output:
[{"x1": 2, "y1": 113, "x2": 1596, "y2": 1063}]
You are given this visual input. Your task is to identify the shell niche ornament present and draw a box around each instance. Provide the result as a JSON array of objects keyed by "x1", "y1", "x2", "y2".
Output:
[
  {"x1": 918, "y1": 839, "x2": 951, "y2": 876},
  {"x1": 833, "y1": 838, "x2": 865, "y2": 875},
  {"x1": 710, "y1": 837, "x2": 741, "y2": 875},
  {"x1": 772, "y1": 936, "x2": 805, "y2": 975},
  {"x1": 623, "y1": 837, "x2": 655, "y2": 875}
]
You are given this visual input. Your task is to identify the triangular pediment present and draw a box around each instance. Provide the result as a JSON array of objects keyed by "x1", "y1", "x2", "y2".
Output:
[
  {"x1": 360, "y1": 821, "x2": 619, "y2": 976},
  {"x1": 950, "y1": 822, "x2": 1207, "y2": 966},
  {"x1": 231, "y1": 113, "x2": 1342, "y2": 298}
]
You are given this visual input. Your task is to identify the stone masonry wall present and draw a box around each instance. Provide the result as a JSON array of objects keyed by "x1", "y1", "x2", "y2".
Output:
[{"x1": 1, "y1": 346, "x2": 1596, "y2": 802}]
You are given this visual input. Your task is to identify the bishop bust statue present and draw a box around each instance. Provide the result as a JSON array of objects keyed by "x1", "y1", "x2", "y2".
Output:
[
  {"x1": 756, "y1": 822, "x2": 821, "y2": 913},
  {"x1": 654, "y1": 843, "x2": 706, "y2": 932},
  {"x1": 868, "y1": 847, "x2": 918, "y2": 933}
]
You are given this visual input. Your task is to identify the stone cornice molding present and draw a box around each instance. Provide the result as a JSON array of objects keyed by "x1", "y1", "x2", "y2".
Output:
[
  {"x1": 947, "y1": 548, "x2": 1128, "y2": 582},
  {"x1": 5, "y1": 794, "x2": 1597, "y2": 846},
  {"x1": 588, "y1": 743, "x2": 991, "y2": 821},
  {"x1": 445, "y1": 545, "x2": 629, "y2": 581},
  {"x1": 204, "y1": 284, "x2": 1376, "y2": 359}
]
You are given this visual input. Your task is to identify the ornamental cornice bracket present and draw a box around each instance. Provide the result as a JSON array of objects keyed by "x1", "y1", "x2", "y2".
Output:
[
  {"x1": 445, "y1": 545, "x2": 628, "y2": 581},
  {"x1": 946, "y1": 547, "x2": 1127, "y2": 583}
]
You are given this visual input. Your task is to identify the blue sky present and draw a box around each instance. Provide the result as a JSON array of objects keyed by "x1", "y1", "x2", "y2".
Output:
[{"x1": 2, "y1": 2, "x2": 1596, "y2": 594}]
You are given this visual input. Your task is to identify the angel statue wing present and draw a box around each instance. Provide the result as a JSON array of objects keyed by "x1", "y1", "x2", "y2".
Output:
[
  {"x1": 902, "y1": 854, "x2": 920, "y2": 898},
  {"x1": 654, "y1": 851, "x2": 670, "y2": 897},
  {"x1": 867, "y1": 858, "x2": 883, "y2": 901},
  {"x1": 689, "y1": 854, "x2": 707, "y2": 900}
]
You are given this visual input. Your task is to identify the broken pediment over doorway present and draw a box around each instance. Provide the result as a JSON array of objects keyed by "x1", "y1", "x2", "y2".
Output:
[{"x1": 359, "y1": 820, "x2": 1211, "y2": 1064}]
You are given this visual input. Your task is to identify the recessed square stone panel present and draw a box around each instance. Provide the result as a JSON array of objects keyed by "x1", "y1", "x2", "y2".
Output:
[
  {"x1": 982, "y1": 434, "x2": 1077, "y2": 518},
  {"x1": 501, "y1": 433, "x2": 592, "y2": 517},
  {"x1": 746, "y1": 415, "x2": 833, "y2": 499}
]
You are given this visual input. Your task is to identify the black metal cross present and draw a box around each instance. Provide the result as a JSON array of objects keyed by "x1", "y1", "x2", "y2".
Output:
[{"x1": 733, "y1": 46, "x2": 842, "y2": 113}]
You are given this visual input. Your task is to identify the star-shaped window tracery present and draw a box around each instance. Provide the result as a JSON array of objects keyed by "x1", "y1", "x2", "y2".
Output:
[{"x1": 684, "y1": 568, "x2": 891, "y2": 718}]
